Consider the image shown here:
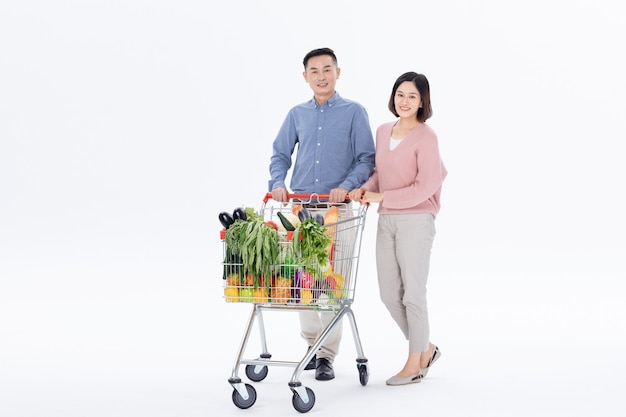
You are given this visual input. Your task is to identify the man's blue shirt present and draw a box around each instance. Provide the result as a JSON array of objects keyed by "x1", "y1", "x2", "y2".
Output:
[{"x1": 268, "y1": 92, "x2": 375, "y2": 195}]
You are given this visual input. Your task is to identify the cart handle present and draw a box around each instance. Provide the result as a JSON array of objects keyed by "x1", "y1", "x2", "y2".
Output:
[{"x1": 263, "y1": 192, "x2": 350, "y2": 204}]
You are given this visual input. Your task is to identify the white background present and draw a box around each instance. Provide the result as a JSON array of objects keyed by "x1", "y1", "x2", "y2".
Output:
[{"x1": 1, "y1": 0, "x2": 625, "y2": 416}]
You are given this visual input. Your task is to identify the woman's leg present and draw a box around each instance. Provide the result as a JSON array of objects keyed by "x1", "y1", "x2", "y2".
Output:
[
  {"x1": 390, "y1": 213, "x2": 436, "y2": 377},
  {"x1": 376, "y1": 215, "x2": 408, "y2": 338}
]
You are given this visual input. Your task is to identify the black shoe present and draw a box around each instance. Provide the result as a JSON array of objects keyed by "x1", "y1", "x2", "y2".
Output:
[
  {"x1": 305, "y1": 353, "x2": 317, "y2": 370},
  {"x1": 315, "y1": 358, "x2": 335, "y2": 381}
]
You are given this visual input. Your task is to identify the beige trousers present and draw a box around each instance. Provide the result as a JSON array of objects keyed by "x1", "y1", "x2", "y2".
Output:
[
  {"x1": 298, "y1": 202, "x2": 353, "y2": 363},
  {"x1": 376, "y1": 213, "x2": 435, "y2": 352},
  {"x1": 299, "y1": 310, "x2": 343, "y2": 362}
]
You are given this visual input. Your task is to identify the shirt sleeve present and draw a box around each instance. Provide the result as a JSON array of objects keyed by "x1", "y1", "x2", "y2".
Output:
[
  {"x1": 361, "y1": 170, "x2": 379, "y2": 192},
  {"x1": 337, "y1": 106, "x2": 376, "y2": 191},
  {"x1": 268, "y1": 111, "x2": 297, "y2": 192}
]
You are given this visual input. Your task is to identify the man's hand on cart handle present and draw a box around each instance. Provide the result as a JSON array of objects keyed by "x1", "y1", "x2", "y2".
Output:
[
  {"x1": 266, "y1": 189, "x2": 351, "y2": 204},
  {"x1": 329, "y1": 187, "x2": 349, "y2": 203},
  {"x1": 271, "y1": 187, "x2": 289, "y2": 203}
]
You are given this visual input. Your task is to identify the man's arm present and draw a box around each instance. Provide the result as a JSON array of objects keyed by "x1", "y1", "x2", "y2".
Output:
[
  {"x1": 268, "y1": 112, "x2": 297, "y2": 193},
  {"x1": 338, "y1": 106, "x2": 376, "y2": 191}
]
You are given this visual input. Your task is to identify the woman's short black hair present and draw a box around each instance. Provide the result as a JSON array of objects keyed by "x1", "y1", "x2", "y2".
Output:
[
  {"x1": 303, "y1": 47, "x2": 338, "y2": 69},
  {"x1": 388, "y1": 72, "x2": 433, "y2": 122}
]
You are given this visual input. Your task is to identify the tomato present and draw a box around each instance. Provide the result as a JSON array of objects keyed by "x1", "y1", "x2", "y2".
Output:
[{"x1": 265, "y1": 220, "x2": 279, "y2": 230}]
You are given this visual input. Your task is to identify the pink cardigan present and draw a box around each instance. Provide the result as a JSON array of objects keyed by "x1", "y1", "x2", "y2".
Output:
[{"x1": 361, "y1": 121, "x2": 447, "y2": 217}]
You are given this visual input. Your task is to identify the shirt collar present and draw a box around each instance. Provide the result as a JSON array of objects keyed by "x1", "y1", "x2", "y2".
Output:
[{"x1": 311, "y1": 92, "x2": 341, "y2": 108}]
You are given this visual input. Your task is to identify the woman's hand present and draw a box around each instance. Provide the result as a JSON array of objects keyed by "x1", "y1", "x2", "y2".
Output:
[
  {"x1": 361, "y1": 191, "x2": 383, "y2": 204},
  {"x1": 348, "y1": 188, "x2": 365, "y2": 203}
]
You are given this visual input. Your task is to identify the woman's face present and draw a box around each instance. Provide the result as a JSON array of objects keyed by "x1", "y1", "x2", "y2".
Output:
[{"x1": 394, "y1": 81, "x2": 422, "y2": 119}]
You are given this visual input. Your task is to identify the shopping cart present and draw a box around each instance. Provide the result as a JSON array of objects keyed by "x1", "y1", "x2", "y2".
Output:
[{"x1": 220, "y1": 193, "x2": 370, "y2": 413}]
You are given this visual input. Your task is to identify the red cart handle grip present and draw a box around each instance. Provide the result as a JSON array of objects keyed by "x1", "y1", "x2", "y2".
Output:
[{"x1": 263, "y1": 192, "x2": 351, "y2": 204}]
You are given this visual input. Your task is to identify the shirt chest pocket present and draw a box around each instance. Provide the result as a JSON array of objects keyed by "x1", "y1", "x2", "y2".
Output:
[{"x1": 318, "y1": 125, "x2": 351, "y2": 148}]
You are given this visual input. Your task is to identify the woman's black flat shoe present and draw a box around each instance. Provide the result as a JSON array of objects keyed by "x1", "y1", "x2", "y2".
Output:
[{"x1": 420, "y1": 345, "x2": 441, "y2": 378}]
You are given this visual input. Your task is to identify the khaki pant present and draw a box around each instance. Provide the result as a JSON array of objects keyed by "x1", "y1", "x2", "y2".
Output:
[
  {"x1": 299, "y1": 310, "x2": 343, "y2": 362},
  {"x1": 297, "y1": 201, "x2": 353, "y2": 363},
  {"x1": 376, "y1": 213, "x2": 435, "y2": 352}
]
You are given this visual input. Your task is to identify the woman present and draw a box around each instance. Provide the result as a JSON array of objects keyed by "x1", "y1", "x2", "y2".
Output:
[{"x1": 349, "y1": 71, "x2": 447, "y2": 386}]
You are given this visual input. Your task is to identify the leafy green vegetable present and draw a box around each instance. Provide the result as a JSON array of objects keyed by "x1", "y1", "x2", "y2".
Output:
[
  {"x1": 244, "y1": 207, "x2": 262, "y2": 222},
  {"x1": 293, "y1": 218, "x2": 332, "y2": 273},
  {"x1": 225, "y1": 215, "x2": 279, "y2": 285},
  {"x1": 275, "y1": 244, "x2": 297, "y2": 277}
]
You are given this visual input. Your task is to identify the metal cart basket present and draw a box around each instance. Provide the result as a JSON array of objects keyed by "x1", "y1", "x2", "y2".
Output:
[{"x1": 221, "y1": 193, "x2": 370, "y2": 413}]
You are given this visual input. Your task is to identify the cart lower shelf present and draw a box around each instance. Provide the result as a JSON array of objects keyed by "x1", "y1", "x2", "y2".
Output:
[{"x1": 227, "y1": 303, "x2": 369, "y2": 413}]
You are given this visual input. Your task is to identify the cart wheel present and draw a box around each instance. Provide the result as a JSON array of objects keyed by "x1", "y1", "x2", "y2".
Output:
[
  {"x1": 357, "y1": 364, "x2": 369, "y2": 386},
  {"x1": 232, "y1": 384, "x2": 257, "y2": 409},
  {"x1": 245, "y1": 364, "x2": 269, "y2": 382},
  {"x1": 292, "y1": 387, "x2": 315, "y2": 413}
]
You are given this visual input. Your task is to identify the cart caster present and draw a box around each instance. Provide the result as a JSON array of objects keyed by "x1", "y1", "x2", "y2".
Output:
[
  {"x1": 357, "y1": 363, "x2": 369, "y2": 386},
  {"x1": 292, "y1": 386, "x2": 315, "y2": 413},
  {"x1": 232, "y1": 383, "x2": 257, "y2": 409},
  {"x1": 245, "y1": 364, "x2": 269, "y2": 382}
]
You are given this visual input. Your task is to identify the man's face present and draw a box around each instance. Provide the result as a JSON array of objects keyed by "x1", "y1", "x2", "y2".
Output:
[{"x1": 302, "y1": 55, "x2": 340, "y2": 98}]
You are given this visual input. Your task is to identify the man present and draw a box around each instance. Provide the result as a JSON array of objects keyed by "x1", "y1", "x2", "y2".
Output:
[{"x1": 268, "y1": 47, "x2": 375, "y2": 380}]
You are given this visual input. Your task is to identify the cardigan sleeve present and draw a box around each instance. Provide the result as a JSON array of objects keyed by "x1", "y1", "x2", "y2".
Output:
[{"x1": 360, "y1": 170, "x2": 379, "y2": 192}]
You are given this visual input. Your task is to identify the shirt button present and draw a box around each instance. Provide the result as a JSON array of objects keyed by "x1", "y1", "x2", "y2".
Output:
[
  {"x1": 316, "y1": 160, "x2": 319, "y2": 164},
  {"x1": 318, "y1": 126, "x2": 322, "y2": 130},
  {"x1": 315, "y1": 179, "x2": 319, "y2": 183}
]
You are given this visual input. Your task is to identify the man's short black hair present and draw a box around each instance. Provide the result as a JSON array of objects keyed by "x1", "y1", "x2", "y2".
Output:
[{"x1": 303, "y1": 48, "x2": 337, "y2": 69}]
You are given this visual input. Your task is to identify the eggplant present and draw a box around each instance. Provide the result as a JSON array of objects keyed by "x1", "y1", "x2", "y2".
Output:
[
  {"x1": 297, "y1": 207, "x2": 312, "y2": 222},
  {"x1": 232, "y1": 207, "x2": 247, "y2": 221},
  {"x1": 219, "y1": 212, "x2": 235, "y2": 229},
  {"x1": 313, "y1": 214, "x2": 325, "y2": 226},
  {"x1": 293, "y1": 270, "x2": 301, "y2": 301}
]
